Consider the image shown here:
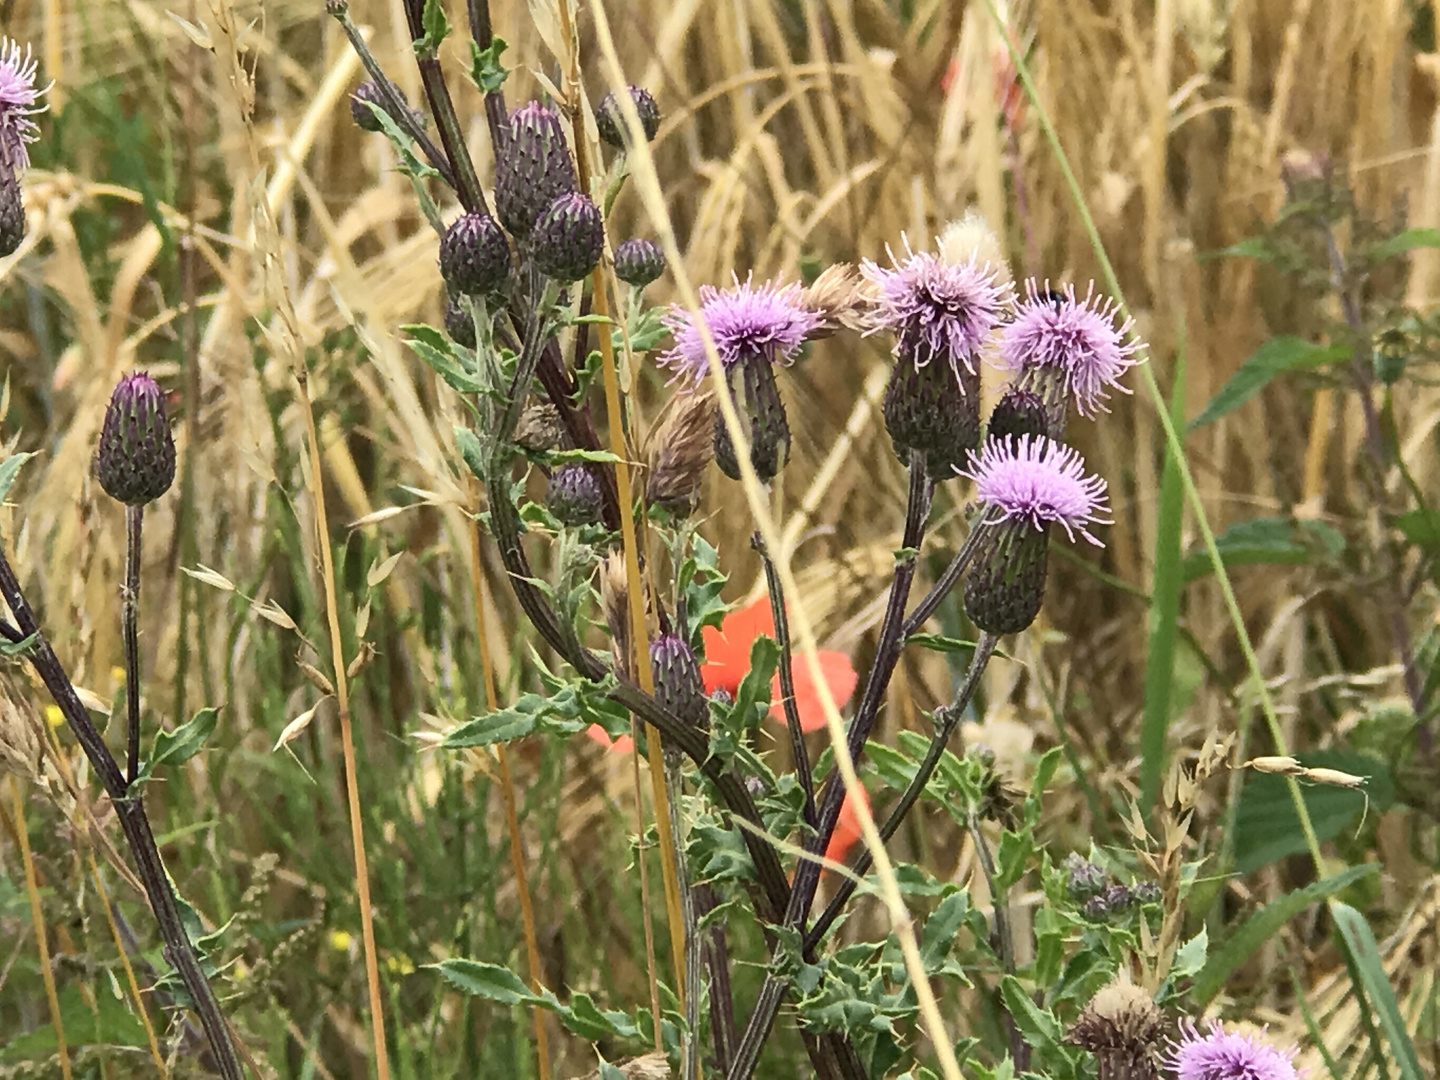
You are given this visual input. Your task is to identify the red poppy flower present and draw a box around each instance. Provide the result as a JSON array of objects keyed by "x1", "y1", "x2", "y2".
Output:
[
  {"x1": 825, "y1": 785, "x2": 870, "y2": 866},
  {"x1": 585, "y1": 724, "x2": 634, "y2": 755},
  {"x1": 700, "y1": 596, "x2": 858, "y2": 733}
]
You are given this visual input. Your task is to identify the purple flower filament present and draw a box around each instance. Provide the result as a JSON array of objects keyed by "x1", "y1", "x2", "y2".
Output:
[{"x1": 961, "y1": 434, "x2": 1111, "y2": 546}]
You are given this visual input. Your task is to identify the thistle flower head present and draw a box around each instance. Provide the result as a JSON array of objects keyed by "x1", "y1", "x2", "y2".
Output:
[
  {"x1": 0, "y1": 37, "x2": 47, "y2": 175},
  {"x1": 547, "y1": 464, "x2": 604, "y2": 527},
  {"x1": 531, "y1": 192, "x2": 604, "y2": 283},
  {"x1": 999, "y1": 281, "x2": 1140, "y2": 416},
  {"x1": 439, "y1": 211, "x2": 511, "y2": 296},
  {"x1": 861, "y1": 237, "x2": 1011, "y2": 373},
  {"x1": 613, "y1": 237, "x2": 666, "y2": 288},
  {"x1": 595, "y1": 86, "x2": 660, "y2": 148},
  {"x1": 94, "y1": 371, "x2": 176, "y2": 506},
  {"x1": 650, "y1": 633, "x2": 708, "y2": 728},
  {"x1": 495, "y1": 101, "x2": 577, "y2": 237},
  {"x1": 1164, "y1": 1021, "x2": 1301, "y2": 1080},
  {"x1": 0, "y1": 168, "x2": 22, "y2": 257},
  {"x1": 960, "y1": 435, "x2": 1110, "y2": 546},
  {"x1": 659, "y1": 275, "x2": 819, "y2": 386}
]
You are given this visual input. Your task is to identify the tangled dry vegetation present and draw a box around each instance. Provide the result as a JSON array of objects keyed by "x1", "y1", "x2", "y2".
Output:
[{"x1": 2, "y1": 0, "x2": 1438, "y2": 1075}]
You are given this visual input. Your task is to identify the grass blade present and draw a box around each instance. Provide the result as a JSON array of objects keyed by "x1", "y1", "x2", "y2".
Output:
[{"x1": 1331, "y1": 900, "x2": 1423, "y2": 1080}]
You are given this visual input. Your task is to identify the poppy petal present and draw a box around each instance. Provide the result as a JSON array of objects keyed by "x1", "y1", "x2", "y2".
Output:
[
  {"x1": 824, "y1": 786, "x2": 870, "y2": 865},
  {"x1": 585, "y1": 723, "x2": 634, "y2": 755},
  {"x1": 700, "y1": 595, "x2": 777, "y2": 696},
  {"x1": 768, "y1": 650, "x2": 858, "y2": 732}
]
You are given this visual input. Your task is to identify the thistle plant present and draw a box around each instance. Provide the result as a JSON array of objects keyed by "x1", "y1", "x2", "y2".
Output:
[{"x1": 0, "y1": 35, "x2": 46, "y2": 257}]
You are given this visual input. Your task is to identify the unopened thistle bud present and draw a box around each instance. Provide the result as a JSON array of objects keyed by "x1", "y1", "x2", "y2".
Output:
[
  {"x1": 0, "y1": 169, "x2": 21, "y2": 257},
  {"x1": 644, "y1": 393, "x2": 714, "y2": 515},
  {"x1": 94, "y1": 372, "x2": 176, "y2": 506},
  {"x1": 614, "y1": 238, "x2": 665, "y2": 288},
  {"x1": 861, "y1": 239, "x2": 1010, "y2": 475},
  {"x1": 714, "y1": 353, "x2": 789, "y2": 483},
  {"x1": 349, "y1": 80, "x2": 423, "y2": 133},
  {"x1": 1063, "y1": 852, "x2": 1108, "y2": 901},
  {"x1": 531, "y1": 192, "x2": 604, "y2": 283},
  {"x1": 959, "y1": 436, "x2": 1109, "y2": 634},
  {"x1": 547, "y1": 464, "x2": 604, "y2": 527},
  {"x1": 595, "y1": 86, "x2": 660, "y2": 148},
  {"x1": 495, "y1": 101, "x2": 577, "y2": 238},
  {"x1": 986, "y1": 386, "x2": 1049, "y2": 448},
  {"x1": 439, "y1": 212, "x2": 511, "y2": 296},
  {"x1": 650, "y1": 633, "x2": 707, "y2": 728},
  {"x1": 1067, "y1": 978, "x2": 1164, "y2": 1080},
  {"x1": 443, "y1": 298, "x2": 476, "y2": 348}
]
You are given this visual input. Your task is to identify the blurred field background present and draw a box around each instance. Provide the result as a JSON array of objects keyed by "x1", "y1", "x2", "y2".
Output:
[{"x1": 2, "y1": 0, "x2": 1438, "y2": 1075}]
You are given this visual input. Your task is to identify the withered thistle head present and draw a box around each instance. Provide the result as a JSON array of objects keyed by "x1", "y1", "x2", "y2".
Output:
[
  {"x1": 495, "y1": 101, "x2": 577, "y2": 238},
  {"x1": 94, "y1": 371, "x2": 176, "y2": 506},
  {"x1": 595, "y1": 86, "x2": 660, "y2": 148},
  {"x1": 598, "y1": 552, "x2": 631, "y2": 678},
  {"x1": 1067, "y1": 978, "x2": 1164, "y2": 1080},
  {"x1": 644, "y1": 393, "x2": 714, "y2": 515},
  {"x1": 439, "y1": 211, "x2": 511, "y2": 296},
  {"x1": 801, "y1": 263, "x2": 870, "y2": 338},
  {"x1": 531, "y1": 192, "x2": 604, "y2": 283},
  {"x1": 515, "y1": 403, "x2": 567, "y2": 454}
]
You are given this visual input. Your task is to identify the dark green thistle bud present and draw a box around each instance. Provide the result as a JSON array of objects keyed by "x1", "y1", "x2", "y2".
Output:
[
  {"x1": 94, "y1": 372, "x2": 176, "y2": 506},
  {"x1": 613, "y1": 238, "x2": 665, "y2": 287},
  {"x1": 1373, "y1": 327, "x2": 1408, "y2": 386},
  {"x1": 0, "y1": 170, "x2": 23, "y2": 258},
  {"x1": 713, "y1": 352, "x2": 790, "y2": 483},
  {"x1": 964, "y1": 519, "x2": 1049, "y2": 634},
  {"x1": 443, "y1": 298, "x2": 476, "y2": 348},
  {"x1": 596, "y1": 86, "x2": 660, "y2": 148},
  {"x1": 650, "y1": 633, "x2": 707, "y2": 728},
  {"x1": 1063, "y1": 852, "x2": 1108, "y2": 902},
  {"x1": 495, "y1": 102, "x2": 577, "y2": 238},
  {"x1": 349, "y1": 80, "x2": 424, "y2": 133},
  {"x1": 1131, "y1": 881, "x2": 1160, "y2": 905},
  {"x1": 986, "y1": 387, "x2": 1049, "y2": 448},
  {"x1": 547, "y1": 464, "x2": 604, "y2": 527},
  {"x1": 882, "y1": 353, "x2": 980, "y2": 477},
  {"x1": 439, "y1": 212, "x2": 511, "y2": 296},
  {"x1": 531, "y1": 192, "x2": 604, "y2": 283}
]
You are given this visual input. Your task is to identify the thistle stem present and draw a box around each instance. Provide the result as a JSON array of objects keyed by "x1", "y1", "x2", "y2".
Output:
[
  {"x1": 123, "y1": 504, "x2": 143, "y2": 784},
  {"x1": 0, "y1": 549, "x2": 244, "y2": 1080},
  {"x1": 754, "y1": 531, "x2": 816, "y2": 825},
  {"x1": 665, "y1": 753, "x2": 703, "y2": 1080},
  {"x1": 968, "y1": 810, "x2": 1026, "y2": 1070}
]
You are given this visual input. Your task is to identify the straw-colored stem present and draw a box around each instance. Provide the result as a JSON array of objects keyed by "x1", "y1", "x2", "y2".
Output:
[
  {"x1": 11, "y1": 775, "x2": 72, "y2": 1080},
  {"x1": 88, "y1": 851, "x2": 168, "y2": 1078},
  {"x1": 294, "y1": 366, "x2": 391, "y2": 1080},
  {"x1": 466, "y1": 490, "x2": 551, "y2": 1080}
]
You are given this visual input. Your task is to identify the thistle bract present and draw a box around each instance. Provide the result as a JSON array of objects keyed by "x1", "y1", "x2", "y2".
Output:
[
  {"x1": 614, "y1": 238, "x2": 665, "y2": 287},
  {"x1": 94, "y1": 372, "x2": 176, "y2": 507},
  {"x1": 986, "y1": 386, "x2": 1050, "y2": 448},
  {"x1": 439, "y1": 212, "x2": 511, "y2": 296},
  {"x1": 596, "y1": 86, "x2": 660, "y2": 148},
  {"x1": 495, "y1": 102, "x2": 577, "y2": 238},
  {"x1": 0, "y1": 169, "x2": 21, "y2": 257},
  {"x1": 547, "y1": 464, "x2": 603, "y2": 527},
  {"x1": 531, "y1": 192, "x2": 604, "y2": 283},
  {"x1": 650, "y1": 633, "x2": 707, "y2": 728},
  {"x1": 1, "y1": 36, "x2": 48, "y2": 176},
  {"x1": 713, "y1": 353, "x2": 790, "y2": 483},
  {"x1": 881, "y1": 353, "x2": 979, "y2": 475}
]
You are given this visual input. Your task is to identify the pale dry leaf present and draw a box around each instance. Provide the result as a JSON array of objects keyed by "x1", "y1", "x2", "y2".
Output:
[
  {"x1": 183, "y1": 564, "x2": 236, "y2": 592},
  {"x1": 255, "y1": 600, "x2": 297, "y2": 631},
  {"x1": 167, "y1": 11, "x2": 214, "y2": 50},
  {"x1": 274, "y1": 700, "x2": 327, "y2": 752},
  {"x1": 356, "y1": 600, "x2": 372, "y2": 640},
  {"x1": 73, "y1": 686, "x2": 112, "y2": 715},
  {"x1": 368, "y1": 551, "x2": 404, "y2": 588}
]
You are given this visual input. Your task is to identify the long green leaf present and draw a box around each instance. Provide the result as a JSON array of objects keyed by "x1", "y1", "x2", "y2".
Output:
[
  {"x1": 1189, "y1": 336, "x2": 1348, "y2": 430},
  {"x1": 1330, "y1": 901, "x2": 1424, "y2": 1080},
  {"x1": 1193, "y1": 864, "x2": 1378, "y2": 1005}
]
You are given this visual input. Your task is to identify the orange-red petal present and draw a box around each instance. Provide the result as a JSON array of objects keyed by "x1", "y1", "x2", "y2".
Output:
[
  {"x1": 769, "y1": 650, "x2": 858, "y2": 732},
  {"x1": 700, "y1": 595, "x2": 776, "y2": 696},
  {"x1": 824, "y1": 786, "x2": 870, "y2": 865},
  {"x1": 585, "y1": 723, "x2": 634, "y2": 755}
]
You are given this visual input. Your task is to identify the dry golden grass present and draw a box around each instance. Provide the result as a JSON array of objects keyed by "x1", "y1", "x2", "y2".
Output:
[{"x1": 3, "y1": 0, "x2": 1440, "y2": 1074}]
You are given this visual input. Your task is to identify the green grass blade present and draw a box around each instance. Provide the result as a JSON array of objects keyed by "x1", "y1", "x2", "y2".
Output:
[
  {"x1": 1140, "y1": 329, "x2": 1187, "y2": 817},
  {"x1": 1331, "y1": 900, "x2": 1423, "y2": 1080}
]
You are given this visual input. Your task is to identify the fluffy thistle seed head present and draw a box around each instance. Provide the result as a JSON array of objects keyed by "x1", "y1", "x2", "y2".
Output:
[
  {"x1": 495, "y1": 102, "x2": 577, "y2": 237},
  {"x1": 658, "y1": 275, "x2": 819, "y2": 387},
  {"x1": 650, "y1": 634, "x2": 708, "y2": 728},
  {"x1": 94, "y1": 372, "x2": 176, "y2": 506},
  {"x1": 595, "y1": 86, "x2": 660, "y2": 148},
  {"x1": 1068, "y1": 978, "x2": 1164, "y2": 1080},
  {"x1": 644, "y1": 393, "x2": 714, "y2": 514},
  {"x1": 999, "y1": 280, "x2": 1140, "y2": 417},
  {"x1": 614, "y1": 238, "x2": 666, "y2": 288},
  {"x1": 1164, "y1": 1021, "x2": 1301, "y2": 1080},
  {"x1": 0, "y1": 168, "x2": 22, "y2": 257},
  {"x1": 802, "y1": 263, "x2": 870, "y2": 337},
  {"x1": 531, "y1": 192, "x2": 604, "y2": 283},
  {"x1": 547, "y1": 464, "x2": 604, "y2": 527},
  {"x1": 439, "y1": 212, "x2": 511, "y2": 296},
  {"x1": 1, "y1": 36, "x2": 48, "y2": 176}
]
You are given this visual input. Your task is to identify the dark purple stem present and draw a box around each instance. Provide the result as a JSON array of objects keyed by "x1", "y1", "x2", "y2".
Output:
[
  {"x1": 754, "y1": 531, "x2": 816, "y2": 826},
  {"x1": 123, "y1": 504, "x2": 144, "y2": 783}
]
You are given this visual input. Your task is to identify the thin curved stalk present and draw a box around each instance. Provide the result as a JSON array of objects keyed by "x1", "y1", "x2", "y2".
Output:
[
  {"x1": 122, "y1": 504, "x2": 143, "y2": 783},
  {"x1": 755, "y1": 532, "x2": 816, "y2": 824}
]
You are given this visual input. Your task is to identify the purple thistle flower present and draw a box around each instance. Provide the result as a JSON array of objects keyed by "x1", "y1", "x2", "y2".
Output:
[
  {"x1": 960, "y1": 434, "x2": 1110, "y2": 546},
  {"x1": 861, "y1": 238, "x2": 1012, "y2": 373},
  {"x1": 0, "y1": 37, "x2": 47, "y2": 175},
  {"x1": 999, "y1": 280, "x2": 1140, "y2": 417},
  {"x1": 1164, "y1": 1020, "x2": 1301, "y2": 1080},
  {"x1": 659, "y1": 275, "x2": 819, "y2": 387}
]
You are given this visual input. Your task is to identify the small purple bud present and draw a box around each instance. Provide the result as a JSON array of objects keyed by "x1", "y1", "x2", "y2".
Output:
[
  {"x1": 0, "y1": 170, "x2": 22, "y2": 257},
  {"x1": 547, "y1": 464, "x2": 604, "y2": 527},
  {"x1": 613, "y1": 238, "x2": 665, "y2": 288},
  {"x1": 94, "y1": 372, "x2": 176, "y2": 506},
  {"x1": 1063, "y1": 853, "x2": 1109, "y2": 902},
  {"x1": 495, "y1": 102, "x2": 577, "y2": 237},
  {"x1": 531, "y1": 192, "x2": 604, "y2": 283},
  {"x1": 650, "y1": 633, "x2": 707, "y2": 728},
  {"x1": 1131, "y1": 881, "x2": 1161, "y2": 905},
  {"x1": 439, "y1": 212, "x2": 511, "y2": 296},
  {"x1": 444, "y1": 298, "x2": 476, "y2": 349},
  {"x1": 986, "y1": 386, "x2": 1050, "y2": 449},
  {"x1": 595, "y1": 86, "x2": 660, "y2": 148},
  {"x1": 1082, "y1": 893, "x2": 1112, "y2": 922}
]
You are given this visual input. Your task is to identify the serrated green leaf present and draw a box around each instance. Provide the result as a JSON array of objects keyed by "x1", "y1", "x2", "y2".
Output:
[
  {"x1": 1189, "y1": 336, "x2": 1349, "y2": 430},
  {"x1": 431, "y1": 959, "x2": 535, "y2": 1004},
  {"x1": 1171, "y1": 925, "x2": 1208, "y2": 981},
  {"x1": 416, "y1": 0, "x2": 449, "y2": 54},
  {"x1": 406, "y1": 328, "x2": 485, "y2": 395},
  {"x1": 469, "y1": 36, "x2": 509, "y2": 93},
  {"x1": 0, "y1": 452, "x2": 37, "y2": 503},
  {"x1": 904, "y1": 633, "x2": 978, "y2": 655},
  {"x1": 543, "y1": 447, "x2": 622, "y2": 465},
  {"x1": 454, "y1": 426, "x2": 486, "y2": 481},
  {"x1": 1193, "y1": 864, "x2": 1378, "y2": 1004},
  {"x1": 442, "y1": 690, "x2": 587, "y2": 748},
  {"x1": 919, "y1": 891, "x2": 971, "y2": 973},
  {"x1": 135, "y1": 707, "x2": 219, "y2": 785}
]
